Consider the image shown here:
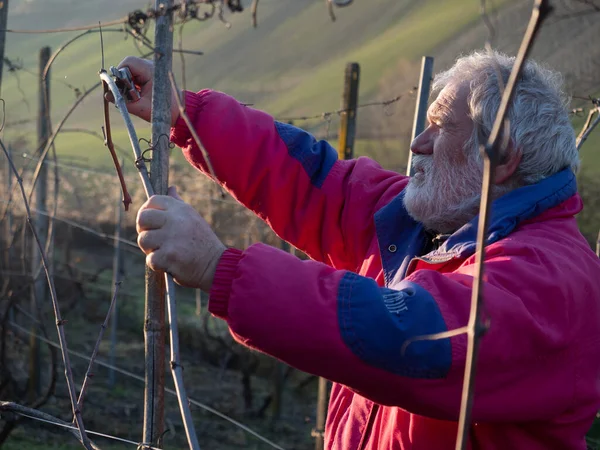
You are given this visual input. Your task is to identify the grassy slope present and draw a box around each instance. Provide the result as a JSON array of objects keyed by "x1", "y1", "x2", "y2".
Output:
[
  {"x1": 1, "y1": 0, "x2": 519, "y2": 169},
  {"x1": 2, "y1": 0, "x2": 598, "y2": 172}
]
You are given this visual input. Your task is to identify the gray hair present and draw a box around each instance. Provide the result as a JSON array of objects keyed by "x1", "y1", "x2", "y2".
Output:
[{"x1": 431, "y1": 50, "x2": 579, "y2": 185}]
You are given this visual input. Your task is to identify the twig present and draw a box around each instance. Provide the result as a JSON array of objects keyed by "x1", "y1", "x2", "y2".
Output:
[
  {"x1": 326, "y1": 0, "x2": 336, "y2": 21},
  {"x1": 75, "y1": 281, "x2": 122, "y2": 417},
  {"x1": 42, "y1": 29, "x2": 127, "y2": 85},
  {"x1": 99, "y1": 69, "x2": 200, "y2": 450},
  {"x1": 27, "y1": 82, "x2": 102, "y2": 206},
  {"x1": 98, "y1": 72, "x2": 153, "y2": 196},
  {"x1": 454, "y1": 1, "x2": 551, "y2": 449},
  {"x1": 177, "y1": 21, "x2": 188, "y2": 113},
  {"x1": 0, "y1": 402, "x2": 100, "y2": 449},
  {"x1": 8, "y1": 321, "x2": 286, "y2": 450},
  {"x1": 1, "y1": 401, "x2": 168, "y2": 449},
  {"x1": 251, "y1": 0, "x2": 259, "y2": 27},
  {"x1": 0, "y1": 286, "x2": 58, "y2": 427},
  {"x1": 0, "y1": 139, "x2": 93, "y2": 449},
  {"x1": 576, "y1": 104, "x2": 600, "y2": 150},
  {"x1": 165, "y1": 276, "x2": 201, "y2": 449},
  {"x1": 0, "y1": 18, "x2": 128, "y2": 34},
  {"x1": 168, "y1": 71, "x2": 219, "y2": 183},
  {"x1": 400, "y1": 326, "x2": 470, "y2": 356},
  {"x1": 101, "y1": 77, "x2": 133, "y2": 211}
]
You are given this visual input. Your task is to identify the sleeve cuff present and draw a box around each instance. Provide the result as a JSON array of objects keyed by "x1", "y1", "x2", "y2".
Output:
[
  {"x1": 169, "y1": 89, "x2": 210, "y2": 148},
  {"x1": 208, "y1": 247, "x2": 244, "y2": 319}
]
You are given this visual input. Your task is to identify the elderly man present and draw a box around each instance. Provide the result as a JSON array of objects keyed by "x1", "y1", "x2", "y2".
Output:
[{"x1": 114, "y1": 51, "x2": 600, "y2": 449}]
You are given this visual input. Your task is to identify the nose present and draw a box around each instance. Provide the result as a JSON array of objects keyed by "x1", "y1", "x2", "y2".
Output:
[{"x1": 410, "y1": 127, "x2": 434, "y2": 155}]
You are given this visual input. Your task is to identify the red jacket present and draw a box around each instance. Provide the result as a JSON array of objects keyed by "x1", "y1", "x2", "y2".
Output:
[{"x1": 170, "y1": 89, "x2": 600, "y2": 449}]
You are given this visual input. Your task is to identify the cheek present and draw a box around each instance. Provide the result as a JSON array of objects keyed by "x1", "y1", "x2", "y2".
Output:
[{"x1": 434, "y1": 135, "x2": 468, "y2": 167}]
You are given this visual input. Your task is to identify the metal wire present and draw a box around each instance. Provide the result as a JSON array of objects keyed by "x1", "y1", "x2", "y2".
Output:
[
  {"x1": 0, "y1": 197, "x2": 140, "y2": 249},
  {"x1": 276, "y1": 93, "x2": 409, "y2": 123},
  {"x1": 6, "y1": 321, "x2": 287, "y2": 450},
  {"x1": 3, "y1": 410, "x2": 163, "y2": 450}
]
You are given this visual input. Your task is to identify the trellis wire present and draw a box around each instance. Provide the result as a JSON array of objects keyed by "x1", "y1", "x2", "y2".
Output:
[
  {"x1": 0, "y1": 402, "x2": 161, "y2": 450},
  {"x1": 0, "y1": 138, "x2": 93, "y2": 449},
  {"x1": 6, "y1": 321, "x2": 286, "y2": 450}
]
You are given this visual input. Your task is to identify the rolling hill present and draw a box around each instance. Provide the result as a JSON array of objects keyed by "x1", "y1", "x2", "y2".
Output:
[{"x1": 0, "y1": 0, "x2": 598, "y2": 171}]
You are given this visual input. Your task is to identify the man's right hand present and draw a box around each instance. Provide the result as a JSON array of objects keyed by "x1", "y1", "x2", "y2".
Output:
[{"x1": 105, "y1": 56, "x2": 181, "y2": 127}]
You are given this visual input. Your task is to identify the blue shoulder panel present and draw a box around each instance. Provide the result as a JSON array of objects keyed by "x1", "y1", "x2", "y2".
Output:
[
  {"x1": 338, "y1": 272, "x2": 451, "y2": 379},
  {"x1": 275, "y1": 122, "x2": 338, "y2": 188},
  {"x1": 374, "y1": 191, "x2": 429, "y2": 286}
]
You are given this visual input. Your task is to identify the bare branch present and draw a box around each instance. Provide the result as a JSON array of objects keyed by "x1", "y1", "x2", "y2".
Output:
[
  {"x1": 102, "y1": 80, "x2": 133, "y2": 211},
  {"x1": 168, "y1": 71, "x2": 220, "y2": 184},
  {"x1": 0, "y1": 18, "x2": 127, "y2": 34},
  {"x1": 42, "y1": 29, "x2": 129, "y2": 85},
  {"x1": 75, "y1": 281, "x2": 122, "y2": 417},
  {"x1": 8, "y1": 321, "x2": 286, "y2": 450},
  {"x1": 100, "y1": 68, "x2": 200, "y2": 450},
  {"x1": 165, "y1": 276, "x2": 201, "y2": 450},
  {"x1": 97, "y1": 72, "x2": 153, "y2": 197},
  {"x1": 455, "y1": 1, "x2": 551, "y2": 449},
  {"x1": 251, "y1": 0, "x2": 259, "y2": 27},
  {"x1": 326, "y1": 0, "x2": 337, "y2": 22},
  {"x1": 576, "y1": 104, "x2": 600, "y2": 150},
  {"x1": 0, "y1": 139, "x2": 93, "y2": 449},
  {"x1": 0, "y1": 402, "x2": 100, "y2": 449},
  {"x1": 27, "y1": 82, "x2": 102, "y2": 206}
]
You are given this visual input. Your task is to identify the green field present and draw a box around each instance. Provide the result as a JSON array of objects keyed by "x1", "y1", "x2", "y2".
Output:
[
  {"x1": 1, "y1": 0, "x2": 597, "y2": 172},
  {"x1": 0, "y1": 0, "x2": 504, "y2": 167}
]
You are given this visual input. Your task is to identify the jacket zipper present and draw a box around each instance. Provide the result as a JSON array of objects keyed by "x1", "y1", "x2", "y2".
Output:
[{"x1": 357, "y1": 404, "x2": 379, "y2": 450}]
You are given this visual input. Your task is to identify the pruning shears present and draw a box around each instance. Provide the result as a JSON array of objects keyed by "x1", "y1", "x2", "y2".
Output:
[{"x1": 109, "y1": 66, "x2": 141, "y2": 103}]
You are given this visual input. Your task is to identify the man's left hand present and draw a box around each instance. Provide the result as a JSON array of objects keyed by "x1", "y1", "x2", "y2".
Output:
[{"x1": 136, "y1": 186, "x2": 226, "y2": 292}]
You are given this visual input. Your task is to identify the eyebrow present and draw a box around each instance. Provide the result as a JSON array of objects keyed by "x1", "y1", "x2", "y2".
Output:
[{"x1": 428, "y1": 103, "x2": 455, "y2": 126}]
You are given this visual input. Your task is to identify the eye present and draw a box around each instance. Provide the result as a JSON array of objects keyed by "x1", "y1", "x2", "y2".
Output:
[
  {"x1": 427, "y1": 117, "x2": 442, "y2": 129},
  {"x1": 430, "y1": 120, "x2": 443, "y2": 130}
]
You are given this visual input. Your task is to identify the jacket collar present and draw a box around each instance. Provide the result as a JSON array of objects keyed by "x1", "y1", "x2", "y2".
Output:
[{"x1": 421, "y1": 167, "x2": 578, "y2": 262}]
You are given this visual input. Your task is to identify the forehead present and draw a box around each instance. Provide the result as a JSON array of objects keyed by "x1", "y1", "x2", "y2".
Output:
[{"x1": 429, "y1": 81, "x2": 470, "y2": 119}]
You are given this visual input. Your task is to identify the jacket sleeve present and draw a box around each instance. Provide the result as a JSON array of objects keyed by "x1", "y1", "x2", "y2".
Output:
[
  {"x1": 170, "y1": 89, "x2": 407, "y2": 271},
  {"x1": 209, "y1": 243, "x2": 587, "y2": 423}
]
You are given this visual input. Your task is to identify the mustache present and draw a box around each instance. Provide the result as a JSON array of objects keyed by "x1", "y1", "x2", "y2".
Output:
[{"x1": 411, "y1": 155, "x2": 433, "y2": 172}]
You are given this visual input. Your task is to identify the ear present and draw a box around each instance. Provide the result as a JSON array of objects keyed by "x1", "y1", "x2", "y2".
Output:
[{"x1": 494, "y1": 143, "x2": 522, "y2": 185}]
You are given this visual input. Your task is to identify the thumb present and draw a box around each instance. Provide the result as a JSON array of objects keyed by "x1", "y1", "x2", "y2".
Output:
[{"x1": 168, "y1": 185, "x2": 183, "y2": 201}]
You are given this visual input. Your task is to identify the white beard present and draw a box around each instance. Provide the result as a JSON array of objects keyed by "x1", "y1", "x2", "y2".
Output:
[{"x1": 403, "y1": 151, "x2": 484, "y2": 234}]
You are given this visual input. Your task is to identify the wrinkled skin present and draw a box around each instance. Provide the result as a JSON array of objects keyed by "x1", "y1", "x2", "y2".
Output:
[
  {"x1": 404, "y1": 81, "x2": 521, "y2": 233},
  {"x1": 136, "y1": 186, "x2": 226, "y2": 291}
]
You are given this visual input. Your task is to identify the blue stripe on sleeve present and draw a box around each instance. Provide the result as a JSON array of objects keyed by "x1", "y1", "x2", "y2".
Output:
[
  {"x1": 275, "y1": 122, "x2": 338, "y2": 188},
  {"x1": 338, "y1": 272, "x2": 452, "y2": 379}
]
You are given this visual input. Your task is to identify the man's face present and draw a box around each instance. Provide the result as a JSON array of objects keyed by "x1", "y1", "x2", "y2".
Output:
[{"x1": 403, "y1": 81, "x2": 484, "y2": 234}]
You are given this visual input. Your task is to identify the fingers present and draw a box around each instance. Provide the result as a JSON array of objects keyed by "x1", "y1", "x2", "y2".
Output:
[
  {"x1": 146, "y1": 250, "x2": 170, "y2": 273},
  {"x1": 145, "y1": 246, "x2": 180, "y2": 274},
  {"x1": 138, "y1": 229, "x2": 163, "y2": 253},
  {"x1": 117, "y1": 56, "x2": 154, "y2": 85},
  {"x1": 137, "y1": 208, "x2": 167, "y2": 233},
  {"x1": 140, "y1": 194, "x2": 174, "y2": 212}
]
